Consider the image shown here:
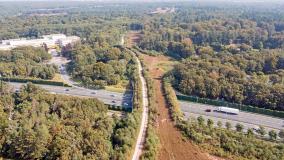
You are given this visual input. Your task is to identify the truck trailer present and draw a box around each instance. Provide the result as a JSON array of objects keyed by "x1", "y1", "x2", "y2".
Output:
[{"x1": 217, "y1": 107, "x2": 239, "y2": 115}]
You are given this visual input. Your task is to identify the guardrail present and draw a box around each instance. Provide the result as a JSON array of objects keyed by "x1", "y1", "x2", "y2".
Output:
[{"x1": 177, "y1": 94, "x2": 284, "y2": 118}]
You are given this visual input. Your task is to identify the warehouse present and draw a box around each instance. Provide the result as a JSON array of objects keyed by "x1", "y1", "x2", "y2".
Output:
[{"x1": 0, "y1": 34, "x2": 80, "y2": 50}]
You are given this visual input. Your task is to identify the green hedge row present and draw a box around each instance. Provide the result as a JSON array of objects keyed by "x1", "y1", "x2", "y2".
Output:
[
  {"x1": 111, "y1": 48, "x2": 143, "y2": 159},
  {"x1": 132, "y1": 46, "x2": 159, "y2": 56},
  {"x1": 140, "y1": 59, "x2": 160, "y2": 160},
  {"x1": 177, "y1": 94, "x2": 284, "y2": 118},
  {"x1": 0, "y1": 77, "x2": 71, "y2": 87},
  {"x1": 108, "y1": 104, "x2": 132, "y2": 112},
  {"x1": 163, "y1": 80, "x2": 184, "y2": 123}
]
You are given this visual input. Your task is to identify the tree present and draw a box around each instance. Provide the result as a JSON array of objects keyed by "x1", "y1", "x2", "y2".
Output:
[
  {"x1": 247, "y1": 128, "x2": 254, "y2": 137},
  {"x1": 207, "y1": 119, "x2": 214, "y2": 129},
  {"x1": 129, "y1": 23, "x2": 144, "y2": 30},
  {"x1": 0, "y1": 103, "x2": 8, "y2": 150},
  {"x1": 256, "y1": 126, "x2": 266, "y2": 137},
  {"x1": 235, "y1": 123, "x2": 244, "y2": 132},
  {"x1": 278, "y1": 129, "x2": 284, "y2": 140},
  {"x1": 217, "y1": 121, "x2": 222, "y2": 128},
  {"x1": 198, "y1": 46, "x2": 214, "y2": 55},
  {"x1": 225, "y1": 122, "x2": 232, "y2": 130},
  {"x1": 197, "y1": 116, "x2": 205, "y2": 126},
  {"x1": 263, "y1": 57, "x2": 277, "y2": 73},
  {"x1": 268, "y1": 130, "x2": 277, "y2": 141},
  {"x1": 106, "y1": 48, "x2": 121, "y2": 61}
]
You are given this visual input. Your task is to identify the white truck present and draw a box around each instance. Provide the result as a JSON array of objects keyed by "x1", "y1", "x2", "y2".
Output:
[{"x1": 217, "y1": 107, "x2": 239, "y2": 115}]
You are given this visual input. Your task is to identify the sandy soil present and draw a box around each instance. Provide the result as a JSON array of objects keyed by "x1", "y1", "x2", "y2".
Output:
[
  {"x1": 125, "y1": 31, "x2": 142, "y2": 48},
  {"x1": 141, "y1": 54, "x2": 210, "y2": 160},
  {"x1": 126, "y1": 31, "x2": 225, "y2": 160}
]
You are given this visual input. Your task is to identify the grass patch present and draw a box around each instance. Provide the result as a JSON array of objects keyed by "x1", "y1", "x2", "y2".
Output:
[
  {"x1": 157, "y1": 61, "x2": 178, "y2": 72},
  {"x1": 51, "y1": 73, "x2": 65, "y2": 82},
  {"x1": 105, "y1": 80, "x2": 130, "y2": 93}
]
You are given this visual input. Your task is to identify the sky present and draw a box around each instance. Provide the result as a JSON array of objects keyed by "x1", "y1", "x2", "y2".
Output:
[
  {"x1": 0, "y1": 0, "x2": 283, "y2": 3},
  {"x1": 0, "y1": 0, "x2": 282, "y2": 1}
]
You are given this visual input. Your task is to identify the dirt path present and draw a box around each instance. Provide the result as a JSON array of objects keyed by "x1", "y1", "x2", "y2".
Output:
[
  {"x1": 141, "y1": 54, "x2": 210, "y2": 160},
  {"x1": 125, "y1": 31, "x2": 142, "y2": 48},
  {"x1": 125, "y1": 31, "x2": 214, "y2": 160},
  {"x1": 130, "y1": 50, "x2": 149, "y2": 160}
]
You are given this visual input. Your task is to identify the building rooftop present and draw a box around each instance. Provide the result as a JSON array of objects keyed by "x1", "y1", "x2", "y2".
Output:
[{"x1": 0, "y1": 34, "x2": 80, "y2": 50}]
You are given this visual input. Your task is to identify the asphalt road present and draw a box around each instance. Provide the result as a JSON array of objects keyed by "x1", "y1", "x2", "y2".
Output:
[
  {"x1": 180, "y1": 101, "x2": 283, "y2": 133},
  {"x1": 45, "y1": 51, "x2": 132, "y2": 107},
  {"x1": 10, "y1": 82, "x2": 132, "y2": 107}
]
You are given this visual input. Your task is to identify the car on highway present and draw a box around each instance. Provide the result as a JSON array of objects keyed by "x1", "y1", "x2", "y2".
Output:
[
  {"x1": 111, "y1": 95, "x2": 115, "y2": 97},
  {"x1": 65, "y1": 89, "x2": 70, "y2": 91},
  {"x1": 91, "y1": 92, "x2": 96, "y2": 94},
  {"x1": 217, "y1": 107, "x2": 239, "y2": 115},
  {"x1": 112, "y1": 100, "x2": 116, "y2": 103},
  {"x1": 253, "y1": 126, "x2": 260, "y2": 131},
  {"x1": 205, "y1": 109, "x2": 211, "y2": 112}
]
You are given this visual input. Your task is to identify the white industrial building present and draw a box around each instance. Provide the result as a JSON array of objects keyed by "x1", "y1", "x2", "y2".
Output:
[{"x1": 0, "y1": 34, "x2": 80, "y2": 50}]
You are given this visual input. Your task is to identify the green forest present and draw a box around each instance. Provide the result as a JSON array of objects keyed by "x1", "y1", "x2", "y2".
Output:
[
  {"x1": 0, "y1": 83, "x2": 113, "y2": 159},
  {"x1": 171, "y1": 49, "x2": 284, "y2": 111},
  {"x1": 0, "y1": 2, "x2": 148, "y2": 159},
  {"x1": 133, "y1": 2, "x2": 284, "y2": 112},
  {"x1": 64, "y1": 45, "x2": 133, "y2": 89},
  {"x1": 0, "y1": 1, "x2": 283, "y2": 160},
  {"x1": 0, "y1": 47, "x2": 57, "y2": 79},
  {"x1": 0, "y1": 80, "x2": 142, "y2": 159}
]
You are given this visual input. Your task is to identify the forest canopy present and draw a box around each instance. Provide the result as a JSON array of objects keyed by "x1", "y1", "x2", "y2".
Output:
[
  {"x1": 171, "y1": 49, "x2": 284, "y2": 111},
  {"x1": 0, "y1": 47, "x2": 57, "y2": 79},
  {"x1": 0, "y1": 83, "x2": 115, "y2": 159}
]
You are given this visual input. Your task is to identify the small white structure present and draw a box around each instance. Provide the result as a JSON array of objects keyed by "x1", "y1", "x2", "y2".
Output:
[{"x1": 0, "y1": 34, "x2": 80, "y2": 50}]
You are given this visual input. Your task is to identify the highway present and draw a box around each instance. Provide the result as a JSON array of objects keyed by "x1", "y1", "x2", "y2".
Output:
[
  {"x1": 180, "y1": 101, "x2": 283, "y2": 133},
  {"x1": 10, "y1": 82, "x2": 132, "y2": 107},
  {"x1": 43, "y1": 50, "x2": 132, "y2": 107}
]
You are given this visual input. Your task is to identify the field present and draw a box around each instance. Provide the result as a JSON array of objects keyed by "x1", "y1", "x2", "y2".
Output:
[
  {"x1": 51, "y1": 73, "x2": 65, "y2": 82},
  {"x1": 105, "y1": 80, "x2": 130, "y2": 93},
  {"x1": 125, "y1": 31, "x2": 143, "y2": 48}
]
